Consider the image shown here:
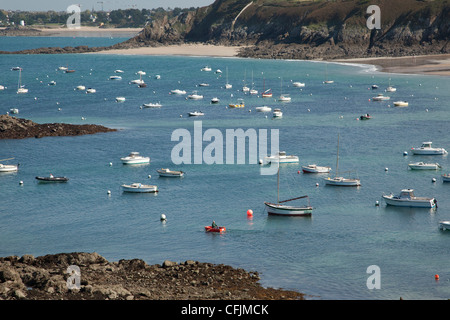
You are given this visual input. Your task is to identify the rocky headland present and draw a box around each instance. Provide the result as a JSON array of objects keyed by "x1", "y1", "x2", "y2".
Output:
[
  {"x1": 0, "y1": 252, "x2": 305, "y2": 300},
  {"x1": 0, "y1": 114, "x2": 116, "y2": 140}
]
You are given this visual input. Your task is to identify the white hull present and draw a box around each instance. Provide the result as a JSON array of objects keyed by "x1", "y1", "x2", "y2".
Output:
[
  {"x1": 264, "y1": 202, "x2": 312, "y2": 216},
  {"x1": 188, "y1": 95, "x2": 203, "y2": 100},
  {"x1": 0, "y1": 164, "x2": 18, "y2": 172},
  {"x1": 121, "y1": 152, "x2": 150, "y2": 165},
  {"x1": 442, "y1": 174, "x2": 450, "y2": 182},
  {"x1": 439, "y1": 221, "x2": 450, "y2": 230},
  {"x1": 264, "y1": 155, "x2": 299, "y2": 164},
  {"x1": 302, "y1": 165, "x2": 331, "y2": 173},
  {"x1": 171, "y1": 89, "x2": 186, "y2": 95},
  {"x1": 394, "y1": 101, "x2": 408, "y2": 107},
  {"x1": 292, "y1": 82, "x2": 305, "y2": 87},
  {"x1": 382, "y1": 195, "x2": 436, "y2": 208},
  {"x1": 323, "y1": 177, "x2": 360, "y2": 186},
  {"x1": 157, "y1": 169, "x2": 184, "y2": 177},
  {"x1": 122, "y1": 183, "x2": 157, "y2": 193},
  {"x1": 408, "y1": 162, "x2": 440, "y2": 170},
  {"x1": 143, "y1": 103, "x2": 162, "y2": 108},
  {"x1": 255, "y1": 106, "x2": 272, "y2": 112}
]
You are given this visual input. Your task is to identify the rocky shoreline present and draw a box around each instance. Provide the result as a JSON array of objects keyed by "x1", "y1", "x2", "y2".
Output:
[
  {"x1": 0, "y1": 252, "x2": 305, "y2": 300},
  {"x1": 0, "y1": 114, "x2": 117, "y2": 140}
]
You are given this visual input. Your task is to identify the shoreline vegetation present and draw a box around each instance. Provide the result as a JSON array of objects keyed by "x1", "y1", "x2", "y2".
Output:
[{"x1": 0, "y1": 26, "x2": 449, "y2": 76}]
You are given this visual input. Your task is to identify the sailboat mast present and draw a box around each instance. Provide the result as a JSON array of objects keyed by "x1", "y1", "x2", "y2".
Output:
[
  {"x1": 335, "y1": 133, "x2": 340, "y2": 177},
  {"x1": 277, "y1": 163, "x2": 280, "y2": 204}
]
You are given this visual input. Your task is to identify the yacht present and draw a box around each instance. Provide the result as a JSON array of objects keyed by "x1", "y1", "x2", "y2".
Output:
[
  {"x1": 120, "y1": 152, "x2": 150, "y2": 165},
  {"x1": 410, "y1": 142, "x2": 447, "y2": 155}
]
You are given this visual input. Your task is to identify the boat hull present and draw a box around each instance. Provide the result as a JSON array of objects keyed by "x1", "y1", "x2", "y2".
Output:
[
  {"x1": 0, "y1": 164, "x2": 18, "y2": 172},
  {"x1": 323, "y1": 177, "x2": 360, "y2": 186},
  {"x1": 122, "y1": 184, "x2": 157, "y2": 193},
  {"x1": 408, "y1": 163, "x2": 440, "y2": 170},
  {"x1": 439, "y1": 221, "x2": 450, "y2": 231},
  {"x1": 442, "y1": 174, "x2": 450, "y2": 182},
  {"x1": 302, "y1": 165, "x2": 331, "y2": 173},
  {"x1": 157, "y1": 169, "x2": 184, "y2": 177},
  {"x1": 205, "y1": 226, "x2": 226, "y2": 233},
  {"x1": 264, "y1": 202, "x2": 312, "y2": 216},
  {"x1": 36, "y1": 176, "x2": 68, "y2": 182},
  {"x1": 410, "y1": 149, "x2": 447, "y2": 155},
  {"x1": 382, "y1": 195, "x2": 436, "y2": 208}
]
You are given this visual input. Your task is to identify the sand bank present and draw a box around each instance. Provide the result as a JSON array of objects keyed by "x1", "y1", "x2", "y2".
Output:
[
  {"x1": 94, "y1": 44, "x2": 245, "y2": 57},
  {"x1": 34, "y1": 26, "x2": 142, "y2": 38},
  {"x1": 334, "y1": 54, "x2": 450, "y2": 76}
]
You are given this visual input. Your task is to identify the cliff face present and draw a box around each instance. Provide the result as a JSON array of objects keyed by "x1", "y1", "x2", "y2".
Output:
[{"x1": 126, "y1": 0, "x2": 449, "y2": 59}]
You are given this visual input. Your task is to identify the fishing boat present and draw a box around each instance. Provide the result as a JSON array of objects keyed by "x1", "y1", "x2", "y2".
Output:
[
  {"x1": 204, "y1": 226, "x2": 226, "y2": 233},
  {"x1": 301, "y1": 164, "x2": 331, "y2": 173},
  {"x1": 439, "y1": 221, "x2": 450, "y2": 230},
  {"x1": 121, "y1": 183, "x2": 158, "y2": 193},
  {"x1": 264, "y1": 163, "x2": 313, "y2": 217},
  {"x1": 157, "y1": 168, "x2": 185, "y2": 177},
  {"x1": 408, "y1": 162, "x2": 441, "y2": 170},
  {"x1": 120, "y1": 152, "x2": 150, "y2": 165},
  {"x1": 229, "y1": 98, "x2": 244, "y2": 108},
  {"x1": 410, "y1": 142, "x2": 447, "y2": 155},
  {"x1": 442, "y1": 174, "x2": 450, "y2": 182},
  {"x1": 142, "y1": 102, "x2": 162, "y2": 108},
  {"x1": 188, "y1": 111, "x2": 204, "y2": 117},
  {"x1": 393, "y1": 101, "x2": 408, "y2": 107},
  {"x1": 255, "y1": 106, "x2": 272, "y2": 112},
  {"x1": 323, "y1": 134, "x2": 361, "y2": 186},
  {"x1": 272, "y1": 108, "x2": 283, "y2": 118},
  {"x1": 16, "y1": 68, "x2": 28, "y2": 94},
  {"x1": 36, "y1": 175, "x2": 69, "y2": 182},
  {"x1": 382, "y1": 189, "x2": 437, "y2": 208},
  {"x1": 372, "y1": 94, "x2": 390, "y2": 101},
  {"x1": 264, "y1": 151, "x2": 299, "y2": 164}
]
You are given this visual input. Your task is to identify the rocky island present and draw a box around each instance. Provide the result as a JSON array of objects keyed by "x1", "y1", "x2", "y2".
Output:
[
  {"x1": 0, "y1": 252, "x2": 305, "y2": 300},
  {"x1": 0, "y1": 114, "x2": 116, "y2": 140}
]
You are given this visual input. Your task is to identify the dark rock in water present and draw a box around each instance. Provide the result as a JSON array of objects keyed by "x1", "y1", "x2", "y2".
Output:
[
  {"x1": 0, "y1": 114, "x2": 116, "y2": 140},
  {"x1": 0, "y1": 252, "x2": 305, "y2": 300}
]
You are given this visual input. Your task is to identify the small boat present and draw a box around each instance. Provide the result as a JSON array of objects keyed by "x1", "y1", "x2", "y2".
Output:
[
  {"x1": 210, "y1": 97, "x2": 220, "y2": 104},
  {"x1": 262, "y1": 89, "x2": 272, "y2": 98},
  {"x1": 155, "y1": 75, "x2": 161, "y2": 79},
  {"x1": 120, "y1": 152, "x2": 150, "y2": 165},
  {"x1": 302, "y1": 164, "x2": 331, "y2": 173},
  {"x1": 408, "y1": 162, "x2": 441, "y2": 170},
  {"x1": 0, "y1": 163, "x2": 18, "y2": 172},
  {"x1": 264, "y1": 151, "x2": 299, "y2": 164},
  {"x1": 198, "y1": 83, "x2": 209, "y2": 87},
  {"x1": 292, "y1": 82, "x2": 305, "y2": 87},
  {"x1": 393, "y1": 101, "x2": 408, "y2": 107},
  {"x1": 65, "y1": 69, "x2": 75, "y2": 73},
  {"x1": 187, "y1": 91, "x2": 203, "y2": 100},
  {"x1": 205, "y1": 226, "x2": 226, "y2": 233},
  {"x1": 109, "y1": 75, "x2": 122, "y2": 80},
  {"x1": 272, "y1": 108, "x2": 283, "y2": 118},
  {"x1": 371, "y1": 84, "x2": 379, "y2": 89},
  {"x1": 386, "y1": 86, "x2": 397, "y2": 92},
  {"x1": 9, "y1": 108, "x2": 19, "y2": 114},
  {"x1": 36, "y1": 175, "x2": 69, "y2": 182},
  {"x1": 114, "y1": 69, "x2": 124, "y2": 73},
  {"x1": 171, "y1": 89, "x2": 186, "y2": 95},
  {"x1": 442, "y1": 174, "x2": 450, "y2": 182},
  {"x1": 86, "y1": 88, "x2": 96, "y2": 93},
  {"x1": 242, "y1": 86, "x2": 250, "y2": 92},
  {"x1": 188, "y1": 111, "x2": 204, "y2": 117},
  {"x1": 410, "y1": 142, "x2": 447, "y2": 155},
  {"x1": 278, "y1": 94, "x2": 291, "y2": 102},
  {"x1": 130, "y1": 79, "x2": 145, "y2": 85},
  {"x1": 157, "y1": 168, "x2": 184, "y2": 177},
  {"x1": 229, "y1": 98, "x2": 244, "y2": 108},
  {"x1": 201, "y1": 66, "x2": 212, "y2": 72},
  {"x1": 323, "y1": 80, "x2": 334, "y2": 84},
  {"x1": 372, "y1": 94, "x2": 390, "y2": 101},
  {"x1": 136, "y1": 70, "x2": 146, "y2": 75},
  {"x1": 0, "y1": 85, "x2": 5, "y2": 90},
  {"x1": 58, "y1": 66, "x2": 68, "y2": 71},
  {"x1": 121, "y1": 183, "x2": 158, "y2": 193},
  {"x1": 138, "y1": 83, "x2": 147, "y2": 88},
  {"x1": 48, "y1": 81, "x2": 56, "y2": 86},
  {"x1": 382, "y1": 189, "x2": 437, "y2": 208},
  {"x1": 439, "y1": 221, "x2": 450, "y2": 231},
  {"x1": 142, "y1": 102, "x2": 162, "y2": 108},
  {"x1": 250, "y1": 89, "x2": 258, "y2": 95},
  {"x1": 16, "y1": 68, "x2": 28, "y2": 94},
  {"x1": 255, "y1": 106, "x2": 272, "y2": 112},
  {"x1": 76, "y1": 85, "x2": 85, "y2": 91},
  {"x1": 115, "y1": 97, "x2": 126, "y2": 102},
  {"x1": 359, "y1": 114, "x2": 372, "y2": 120}
]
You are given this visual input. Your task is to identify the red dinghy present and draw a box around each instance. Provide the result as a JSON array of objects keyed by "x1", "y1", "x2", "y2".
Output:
[{"x1": 204, "y1": 226, "x2": 226, "y2": 233}]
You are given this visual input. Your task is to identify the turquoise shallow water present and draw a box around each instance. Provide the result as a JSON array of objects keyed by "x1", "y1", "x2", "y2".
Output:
[{"x1": 1, "y1": 38, "x2": 450, "y2": 299}]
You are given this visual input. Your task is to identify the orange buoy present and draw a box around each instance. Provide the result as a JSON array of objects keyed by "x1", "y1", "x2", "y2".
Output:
[
  {"x1": 247, "y1": 209, "x2": 253, "y2": 216},
  {"x1": 435, "y1": 274, "x2": 440, "y2": 280}
]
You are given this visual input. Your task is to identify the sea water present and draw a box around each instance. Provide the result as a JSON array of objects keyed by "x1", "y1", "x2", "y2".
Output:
[{"x1": 1, "y1": 37, "x2": 450, "y2": 300}]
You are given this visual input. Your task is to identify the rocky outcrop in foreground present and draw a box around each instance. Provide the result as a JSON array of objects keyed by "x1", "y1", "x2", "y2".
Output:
[
  {"x1": 0, "y1": 252, "x2": 305, "y2": 300},
  {"x1": 0, "y1": 114, "x2": 116, "y2": 139}
]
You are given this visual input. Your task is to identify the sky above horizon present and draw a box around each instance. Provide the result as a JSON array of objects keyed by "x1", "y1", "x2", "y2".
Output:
[{"x1": 0, "y1": 0, "x2": 216, "y2": 11}]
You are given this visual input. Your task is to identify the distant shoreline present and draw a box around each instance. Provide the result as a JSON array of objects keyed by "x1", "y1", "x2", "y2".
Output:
[{"x1": 0, "y1": 26, "x2": 142, "y2": 38}]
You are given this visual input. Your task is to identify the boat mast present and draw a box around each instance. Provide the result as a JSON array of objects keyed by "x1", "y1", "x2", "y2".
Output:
[
  {"x1": 335, "y1": 133, "x2": 340, "y2": 177},
  {"x1": 277, "y1": 161, "x2": 280, "y2": 204}
]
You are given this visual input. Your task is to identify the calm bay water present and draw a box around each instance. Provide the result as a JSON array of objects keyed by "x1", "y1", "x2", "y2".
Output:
[{"x1": 1, "y1": 37, "x2": 450, "y2": 299}]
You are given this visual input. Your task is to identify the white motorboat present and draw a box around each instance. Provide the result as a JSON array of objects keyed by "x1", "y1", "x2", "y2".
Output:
[
  {"x1": 242, "y1": 86, "x2": 250, "y2": 92},
  {"x1": 157, "y1": 168, "x2": 185, "y2": 177},
  {"x1": 115, "y1": 97, "x2": 126, "y2": 102},
  {"x1": 372, "y1": 94, "x2": 390, "y2": 101},
  {"x1": 324, "y1": 134, "x2": 361, "y2": 187},
  {"x1": 9, "y1": 108, "x2": 19, "y2": 114},
  {"x1": 136, "y1": 70, "x2": 146, "y2": 75},
  {"x1": 211, "y1": 97, "x2": 220, "y2": 104},
  {"x1": 323, "y1": 80, "x2": 334, "y2": 84},
  {"x1": 264, "y1": 151, "x2": 299, "y2": 164},
  {"x1": 410, "y1": 142, "x2": 447, "y2": 155},
  {"x1": 122, "y1": 183, "x2": 158, "y2": 193},
  {"x1": 0, "y1": 161, "x2": 18, "y2": 172},
  {"x1": 142, "y1": 102, "x2": 162, "y2": 108},
  {"x1": 439, "y1": 221, "x2": 450, "y2": 230},
  {"x1": 171, "y1": 89, "x2": 186, "y2": 95},
  {"x1": 198, "y1": 83, "x2": 209, "y2": 87},
  {"x1": 130, "y1": 79, "x2": 145, "y2": 85},
  {"x1": 0, "y1": 85, "x2": 5, "y2": 90},
  {"x1": 371, "y1": 84, "x2": 379, "y2": 89},
  {"x1": 114, "y1": 69, "x2": 124, "y2": 73},
  {"x1": 48, "y1": 81, "x2": 56, "y2": 86},
  {"x1": 442, "y1": 174, "x2": 450, "y2": 182},
  {"x1": 109, "y1": 75, "x2": 122, "y2": 80},
  {"x1": 188, "y1": 111, "x2": 204, "y2": 117},
  {"x1": 278, "y1": 94, "x2": 291, "y2": 102},
  {"x1": 58, "y1": 66, "x2": 68, "y2": 71},
  {"x1": 250, "y1": 89, "x2": 258, "y2": 95},
  {"x1": 302, "y1": 164, "x2": 331, "y2": 173},
  {"x1": 382, "y1": 189, "x2": 437, "y2": 208},
  {"x1": 120, "y1": 152, "x2": 150, "y2": 165},
  {"x1": 86, "y1": 88, "x2": 96, "y2": 93},
  {"x1": 393, "y1": 101, "x2": 408, "y2": 107},
  {"x1": 272, "y1": 108, "x2": 283, "y2": 118},
  {"x1": 201, "y1": 66, "x2": 212, "y2": 72},
  {"x1": 187, "y1": 91, "x2": 203, "y2": 100},
  {"x1": 408, "y1": 162, "x2": 441, "y2": 170},
  {"x1": 255, "y1": 106, "x2": 272, "y2": 112},
  {"x1": 292, "y1": 82, "x2": 305, "y2": 87},
  {"x1": 386, "y1": 86, "x2": 397, "y2": 92},
  {"x1": 76, "y1": 85, "x2": 86, "y2": 91}
]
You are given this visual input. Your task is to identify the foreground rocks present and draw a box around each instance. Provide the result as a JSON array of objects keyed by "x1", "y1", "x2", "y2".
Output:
[
  {"x1": 0, "y1": 114, "x2": 116, "y2": 139},
  {"x1": 0, "y1": 252, "x2": 305, "y2": 300}
]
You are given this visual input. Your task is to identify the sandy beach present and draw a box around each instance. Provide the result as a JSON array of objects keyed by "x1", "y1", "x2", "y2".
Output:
[
  {"x1": 96, "y1": 44, "x2": 245, "y2": 58},
  {"x1": 334, "y1": 54, "x2": 450, "y2": 76}
]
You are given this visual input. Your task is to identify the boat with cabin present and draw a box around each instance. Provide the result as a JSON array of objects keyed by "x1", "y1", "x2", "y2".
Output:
[
  {"x1": 120, "y1": 152, "x2": 150, "y2": 165},
  {"x1": 382, "y1": 189, "x2": 437, "y2": 208},
  {"x1": 410, "y1": 142, "x2": 447, "y2": 155},
  {"x1": 121, "y1": 183, "x2": 158, "y2": 193}
]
